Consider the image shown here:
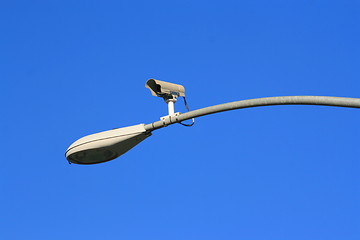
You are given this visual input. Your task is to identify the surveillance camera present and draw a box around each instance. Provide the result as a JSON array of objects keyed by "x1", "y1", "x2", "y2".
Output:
[{"x1": 145, "y1": 79, "x2": 185, "y2": 99}]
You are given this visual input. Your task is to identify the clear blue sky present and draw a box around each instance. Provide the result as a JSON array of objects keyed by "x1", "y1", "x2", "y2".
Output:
[{"x1": 1, "y1": 1, "x2": 359, "y2": 239}]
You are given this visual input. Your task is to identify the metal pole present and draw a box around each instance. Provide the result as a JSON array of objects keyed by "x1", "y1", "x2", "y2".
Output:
[
  {"x1": 144, "y1": 96, "x2": 360, "y2": 131},
  {"x1": 167, "y1": 100, "x2": 175, "y2": 115}
]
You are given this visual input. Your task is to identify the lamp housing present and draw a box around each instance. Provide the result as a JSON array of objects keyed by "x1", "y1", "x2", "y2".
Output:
[{"x1": 66, "y1": 124, "x2": 151, "y2": 164}]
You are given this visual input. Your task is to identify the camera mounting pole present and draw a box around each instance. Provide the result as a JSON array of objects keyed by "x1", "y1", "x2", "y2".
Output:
[{"x1": 164, "y1": 94, "x2": 177, "y2": 115}]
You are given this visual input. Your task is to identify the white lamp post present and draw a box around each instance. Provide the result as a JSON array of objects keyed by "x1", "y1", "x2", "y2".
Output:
[{"x1": 65, "y1": 79, "x2": 360, "y2": 164}]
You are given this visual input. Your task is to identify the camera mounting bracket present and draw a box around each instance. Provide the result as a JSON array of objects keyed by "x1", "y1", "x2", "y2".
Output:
[{"x1": 160, "y1": 112, "x2": 181, "y2": 126}]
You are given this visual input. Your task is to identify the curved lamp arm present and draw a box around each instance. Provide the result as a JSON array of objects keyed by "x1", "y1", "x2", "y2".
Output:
[
  {"x1": 66, "y1": 95, "x2": 360, "y2": 164},
  {"x1": 145, "y1": 96, "x2": 360, "y2": 131}
]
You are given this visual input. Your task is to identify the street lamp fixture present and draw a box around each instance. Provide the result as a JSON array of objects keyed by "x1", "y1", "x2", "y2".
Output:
[
  {"x1": 66, "y1": 124, "x2": 150, "y2": 164},
  {"x1": 65, "y1": 79, "x2": 360, "y2": 164}
]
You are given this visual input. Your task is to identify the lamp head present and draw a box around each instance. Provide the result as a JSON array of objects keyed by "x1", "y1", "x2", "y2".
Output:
[{"x1": 65, "y1": 124, "x2": 151, "y2": 164}]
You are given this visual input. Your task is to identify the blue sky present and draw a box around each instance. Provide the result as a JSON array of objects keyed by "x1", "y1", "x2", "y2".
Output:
[{"x1": 1, "y1": 0, "x2": 360, "y2": 239}]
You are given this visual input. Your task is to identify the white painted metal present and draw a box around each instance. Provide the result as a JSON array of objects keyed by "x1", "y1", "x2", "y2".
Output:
[
  {"x1": 66, "y1": 124, "x2": 151, "y2": 164},
  {"x1": 167, "y1": 100, "x2": 175, "y2": 115}
]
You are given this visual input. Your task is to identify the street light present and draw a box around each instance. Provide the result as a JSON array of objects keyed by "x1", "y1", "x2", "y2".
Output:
[
  {"x1": 65, "y1": 124, "x2": 151, "y2": 164},
  {"x1": 65, "y1": 79, "x2": 360, "y2": 164}
]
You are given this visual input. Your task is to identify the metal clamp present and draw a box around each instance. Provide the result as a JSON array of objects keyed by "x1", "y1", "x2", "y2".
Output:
[{"x1": 160, "y1": 112, "x2": 181, "y2": 126}]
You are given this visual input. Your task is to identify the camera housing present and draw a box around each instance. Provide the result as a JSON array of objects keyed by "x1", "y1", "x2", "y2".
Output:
[
  {"x1": 145, "y1": 79, "x2": 187, "y2": 116},
  {"x1": 145, "y1": 79, "x2": 185, "y2": 99}
]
